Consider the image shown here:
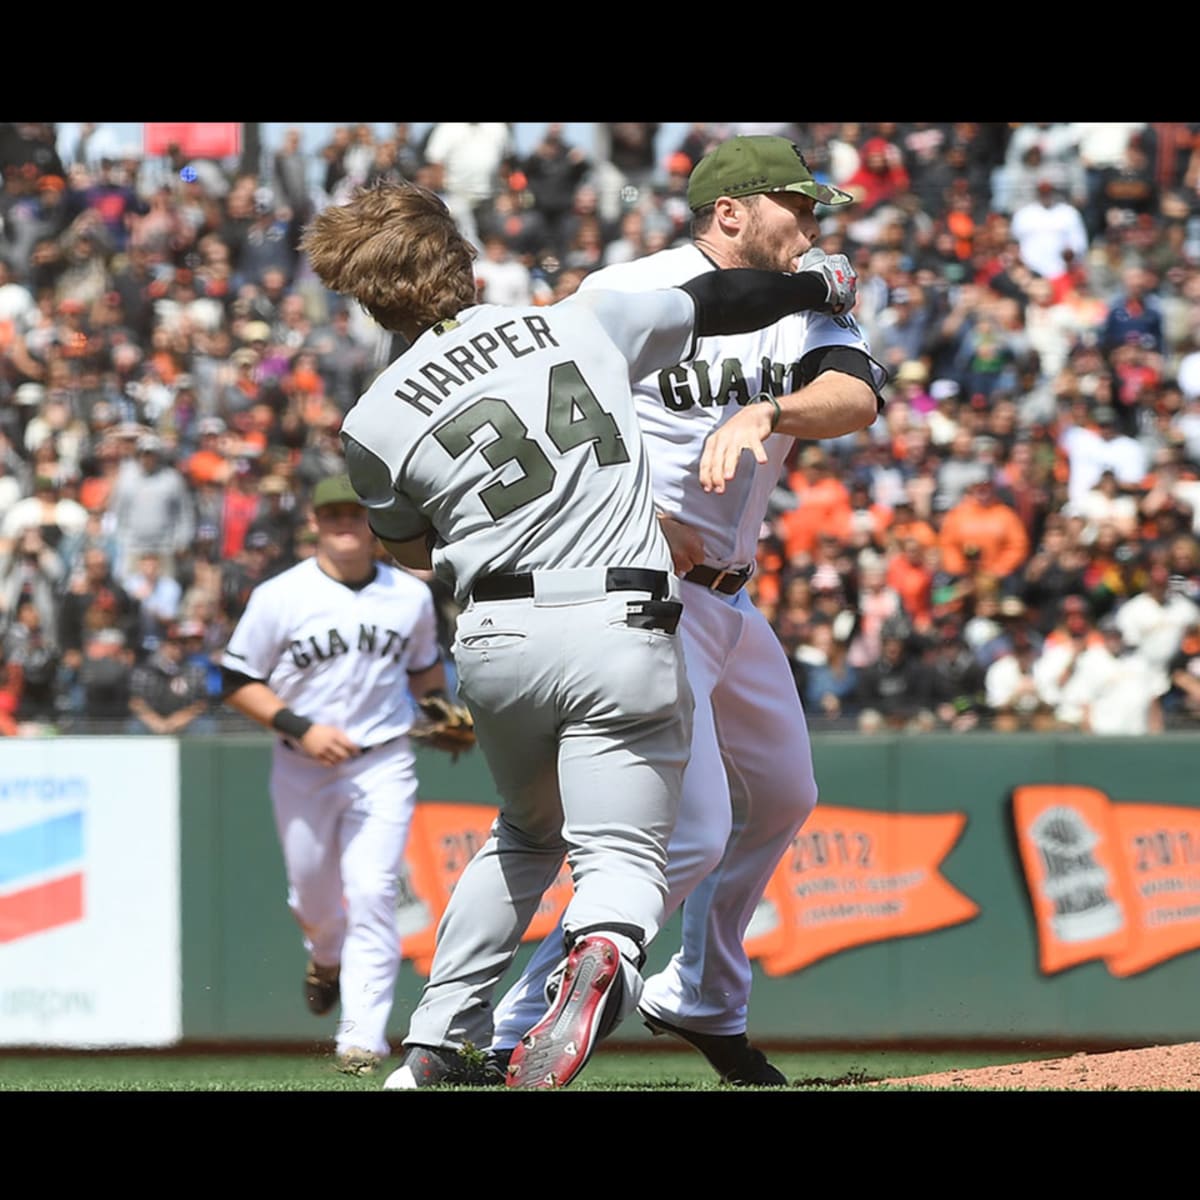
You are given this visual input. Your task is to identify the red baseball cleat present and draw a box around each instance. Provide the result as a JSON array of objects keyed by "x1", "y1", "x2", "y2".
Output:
[{"x1": 506, "y1": 934, "x2": 622, "y2": 1090}]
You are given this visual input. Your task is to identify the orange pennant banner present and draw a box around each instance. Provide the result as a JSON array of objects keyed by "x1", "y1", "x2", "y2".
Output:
[
  {"x1": 401, "y1": 791, "x2": 1200, "y2": 981},
  {"x1": 1011, "y1": 786, "x2": 1200, "y2": 977},
  {"x1": 398, "y1": 803, "x2": 574, "y2": 977},
  {"x1": 400, "y1": 803, "x2": 981, "y2": 979},
  {"x1": 1011, "y1": 785, "x2": 1131, "y2": 974},
  {"x1": 1106, "y1": 804, "x2": 1200, "y2": 977},
  {"x1": 746, "y1": 806, "x2": 979, "y2": 975}
]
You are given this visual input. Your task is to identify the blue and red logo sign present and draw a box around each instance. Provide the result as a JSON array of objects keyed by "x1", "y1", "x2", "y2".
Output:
[{"x1": 0, "y1": 810, "x2": 85, "y2": 943}]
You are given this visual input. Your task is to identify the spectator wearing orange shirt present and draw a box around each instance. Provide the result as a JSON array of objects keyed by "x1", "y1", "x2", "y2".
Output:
[
  {"x1": 182, "y1": 418, "x2": 233, "y2": 487},
  {"x1": 884, "y1": 497, "x2": 937, "y2": 553},
  {"x1": 219, "y1": 459, "x2": 263, "y2": 560},
  {"x1": 282, "y1": 355, "x2": 330, "y2": 430},
  {"x1": 236, "y1": 402, "x2": 278, "y2": 458},
  {"x1": 938, "y1": 473, "x2": 1031, "y2": 592},
  {"x1": 750, "y1": 532, "x2": 787, "y2": 614},
  {"x1": 886, "y1": 534, "x2": 936, "y2": 631},
  {"x1": 77, "y1": 436, "x2": 122, "y2": 515},
  {"x1": 780, "y1": 446, "x2": 852, "y2": 563}
]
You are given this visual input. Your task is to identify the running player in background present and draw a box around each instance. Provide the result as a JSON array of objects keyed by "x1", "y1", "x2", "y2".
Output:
[
  {"x1": 220, "y1": 473, "x2": 448, "y2": 1077},
  {"x1": 300, "y1": 179, "x2": 858, "y2": 1089},
  {"x1": 491, "y1": 135, "x2": 888, "y2": 1085}
]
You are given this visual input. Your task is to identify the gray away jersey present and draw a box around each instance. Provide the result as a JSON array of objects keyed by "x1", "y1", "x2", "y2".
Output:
[
  {"x1": 578, "y1": 244, "x2": 886, "y2": 569},
  {"x1": 342, "y1": 292, "x2": 699, "y2": 602}
]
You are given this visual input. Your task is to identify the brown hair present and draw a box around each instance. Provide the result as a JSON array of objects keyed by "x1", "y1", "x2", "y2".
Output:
[{"x1": 300, "y1": 182, "x2": 478, "y2": 335}]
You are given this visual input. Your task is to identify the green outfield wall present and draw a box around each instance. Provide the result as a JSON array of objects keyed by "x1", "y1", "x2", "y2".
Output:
[{"x1": 178, "y1": 733, "x2": 1200, "y2": 1046}]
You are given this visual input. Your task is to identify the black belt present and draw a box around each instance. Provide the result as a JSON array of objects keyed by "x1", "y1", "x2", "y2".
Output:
[
  {"x1": 472, "y1": 567, "x2": 670, "y2": 603},
  {"x1": 683, "y1": 564, "x2": 753, "y2": 595},
  {"x1": 281, "y1": 735, "x2": 401, "y2": 756},
  {"x1": 361, "y1": 736, "x2": 402, "y2": 755}
]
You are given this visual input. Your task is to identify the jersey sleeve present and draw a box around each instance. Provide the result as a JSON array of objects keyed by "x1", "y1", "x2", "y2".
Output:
[
  {"x1": 220, "y1": 583, "x2": 286, "y2": 683},
  {"x1": 800, "y1": 311, "x2": 891, "y2": 400},
  {"x1": 568, "y1": 287, "x2": 698, "y2": 383},
  {"x1": 342, "y1": 431, "x2": 435, "y2": 544}
]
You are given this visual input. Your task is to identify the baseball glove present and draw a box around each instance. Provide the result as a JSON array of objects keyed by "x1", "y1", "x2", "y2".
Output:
[{"x1": 412, "y1": 692, "x2": 476, "y2": 758}]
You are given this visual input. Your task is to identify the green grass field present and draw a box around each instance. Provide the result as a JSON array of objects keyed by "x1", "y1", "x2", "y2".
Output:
[{"x1": 0, "y1": 1044, "x2": 1059, "y2": 1092}]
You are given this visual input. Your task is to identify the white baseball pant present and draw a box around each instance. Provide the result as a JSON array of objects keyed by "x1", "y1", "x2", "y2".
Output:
[{"x1": 271, "y1": 738, "x2": 418, "y2": 1059}]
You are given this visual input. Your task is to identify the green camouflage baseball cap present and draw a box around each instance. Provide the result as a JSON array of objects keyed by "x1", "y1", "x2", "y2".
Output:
[
  {"x1": 312, "y1": 474, "x2": 364, "y2": 509},
  {"x1": 687, "y1": 135, "x2": 854, "y2": 211}
]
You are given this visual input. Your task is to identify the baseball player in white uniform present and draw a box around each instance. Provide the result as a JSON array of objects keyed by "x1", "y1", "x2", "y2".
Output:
[
  {"x1": 220, "y1": 473, "x2": 447, "y2": 1076},
  {"x1": 490, "y1": 135, "x2": 888, "y2": 1084},
  {"x1": 299, "y1": 179, "x2": 858, "y2": 1089}
]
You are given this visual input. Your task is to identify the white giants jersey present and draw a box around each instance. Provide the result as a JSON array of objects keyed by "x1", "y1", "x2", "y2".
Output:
[
  {"x1": 342, "y1": 293, "x2": 700, "y2": 602},
  {"x1": 579, "y1": 244, "x2": 878, "y2": 570},
  {"x1": 221, "y1": 558, "x2": 440, "y2": 745}
]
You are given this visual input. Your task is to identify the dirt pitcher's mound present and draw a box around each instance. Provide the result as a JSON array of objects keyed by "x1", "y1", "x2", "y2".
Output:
[{"x1": 880, "y1": 1042, "x2": 1200, "y2": 1091}]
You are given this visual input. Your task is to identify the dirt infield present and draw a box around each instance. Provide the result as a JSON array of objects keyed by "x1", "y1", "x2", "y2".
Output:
[{"x1": 879, "y1": 1042, "x2": 1200, "y2": 1091}]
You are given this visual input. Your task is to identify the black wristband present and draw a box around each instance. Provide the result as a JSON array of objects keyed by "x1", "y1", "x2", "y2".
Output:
[{"x1": 271, "y1": 707, "x2": 314, "y2": 740}]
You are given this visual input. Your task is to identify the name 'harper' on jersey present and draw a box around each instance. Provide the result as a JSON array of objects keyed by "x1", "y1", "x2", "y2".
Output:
[{"x1": 394, "y1": 315, "x2": 560, "y2": 417}]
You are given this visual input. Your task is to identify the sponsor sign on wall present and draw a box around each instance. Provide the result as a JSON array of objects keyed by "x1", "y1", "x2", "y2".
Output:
[{"x1": 0, "y1": 739, "x2": 181, "y2": 1046}]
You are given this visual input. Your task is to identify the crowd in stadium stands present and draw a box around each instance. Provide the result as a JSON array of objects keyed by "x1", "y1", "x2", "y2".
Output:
[{"x1": 3, "y1": 119, "x2": 1200, "y2": 737}]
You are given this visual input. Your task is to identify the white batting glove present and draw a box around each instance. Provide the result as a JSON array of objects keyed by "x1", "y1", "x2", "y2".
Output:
[{"x1": 797, "y1": 248, "x2": 858, "y2": 315}]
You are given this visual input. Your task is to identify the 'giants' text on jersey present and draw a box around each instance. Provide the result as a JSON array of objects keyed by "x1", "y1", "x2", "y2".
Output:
[
  {"x1": 285, "y1": 622, "x2": 411, "y2": 669},
  {"x1": 578, "y1": 245, "x2": 876, "y2": 570},
  {"x1": 221, "y1": 558, "x2": 440, "y2": 746}
]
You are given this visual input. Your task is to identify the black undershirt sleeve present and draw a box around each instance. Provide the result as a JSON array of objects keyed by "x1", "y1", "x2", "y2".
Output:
[
  {"x1": 220, "y1": 665, "x2": 262, "y2": 700},
  {"x1": 678, "y1": 269, "x2": 827, "y2": 337},
  {"x1": 798, "y1": 343, "x2": 889, "y2": 411}
]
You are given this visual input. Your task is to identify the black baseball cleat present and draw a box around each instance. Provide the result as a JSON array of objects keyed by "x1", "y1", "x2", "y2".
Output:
[
  {"x1": 304, "y1": 959, "x2": 340, "y2": 1016},
  {"x1": 382, "y1": 1043, "x2": 507, "y2": 1090},
  {"x1": 506, "y1": 934, "x2": 623, "y2": 1090},
  {"x1": 639, "y1": 1007, "x2": 788, "y2": 1086},
  {"x1": 484, "y1": 1046, "x2": 513, "y2": 1084}
]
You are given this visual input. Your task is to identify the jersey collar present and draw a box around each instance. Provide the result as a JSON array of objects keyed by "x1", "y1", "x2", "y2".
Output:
[{"x1": 315, "y1": 560, "x2": 379, "y2": 592}]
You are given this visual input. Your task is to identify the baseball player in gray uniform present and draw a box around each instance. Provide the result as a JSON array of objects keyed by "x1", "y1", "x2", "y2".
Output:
[
  {"x1": 299, "y1": 179, "x2": 858, "y2": 1089},
  {"x1": 490, "y1": 135, "x2": 888, "y2": 1085},
  {"x1": 220, "y1": 473, "x2": 447, "y2": 1076}
]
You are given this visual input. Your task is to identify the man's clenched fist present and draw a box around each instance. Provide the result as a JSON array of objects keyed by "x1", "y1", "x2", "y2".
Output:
[{"x1": 797, "y1": 247, "x2": 858, "y2": 315}]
